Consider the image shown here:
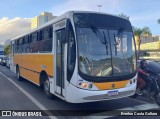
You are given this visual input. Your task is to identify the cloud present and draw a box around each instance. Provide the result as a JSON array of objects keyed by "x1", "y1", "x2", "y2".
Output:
[{"x1": 0, "y1": 17, "x2": 31, "y2": 45}]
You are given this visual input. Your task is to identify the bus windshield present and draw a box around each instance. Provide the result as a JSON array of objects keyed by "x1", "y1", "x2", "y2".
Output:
[{"x1": 74, "y1": 13, "x2": 136, "y2": 78}]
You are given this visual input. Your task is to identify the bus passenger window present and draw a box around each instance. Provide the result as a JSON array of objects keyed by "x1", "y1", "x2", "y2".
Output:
[
  {"x1": 14, "y1": 40, "x2": 18, "y2": 53},
  {"x1": 23, "y1": 36, "x2": 30, "y2": 53},
  {"x1": 39, "y1": 26, "x2": 53, "y2": 52},
  {"x1": 31, "y1": 32, "x2": 38, "y2": 43},
  {"x1": 30, "y1": 32, "x2": 38, "y2": 53},
  {"x1": 19, "y1": 38, "x2": 23, "y2": 53}
]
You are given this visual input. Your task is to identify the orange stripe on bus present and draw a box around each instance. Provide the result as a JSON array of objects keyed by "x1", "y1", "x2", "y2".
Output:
[{"x1": 93, "y1": 80, "x2": 129, "y2": 90}]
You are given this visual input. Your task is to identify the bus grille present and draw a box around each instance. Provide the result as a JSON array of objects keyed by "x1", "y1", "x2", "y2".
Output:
[{"x1": 83, "y1": 90, "x2": 134, "y2": 100}]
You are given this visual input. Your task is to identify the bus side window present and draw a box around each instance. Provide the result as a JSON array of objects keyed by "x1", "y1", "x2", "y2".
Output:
[
  {"x1": 39, "y1": 26, "x2": 53, "y2": 52},
  {"x1": 16, "y1": 40, "x2": 19, "y2": 53},
  {"x1": 19, "y1": 38, "x2": 24, "y2": 53},
  {"x1": 23, "y1": 35, "x2": 30, "y2": 53},
  {"x1": 14, "y1": 40, "x2": 16, "y2": 53},
  {"x1": 21, "y1": 38, "x2": 24, "y2": 53},
  {"x1": 39, "y1": 31, "x2": 42, "y2": 41},
  {"x1": 30, "y1": 32, "x2": 38, "y2": 53},
  {"x1": 12, "y1": 43, "x2": 15, "y2": 56},
  {"x1": 17, "y1": 39, "x2": 22, "y2": 53}
]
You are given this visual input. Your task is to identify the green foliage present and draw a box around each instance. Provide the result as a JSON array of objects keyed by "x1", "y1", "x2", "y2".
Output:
[
  {"x1": 142, "y1": 26, "x2": 151, "y2": 34},
  {"x1": 157, "y1": 19, "x2": 160, "y2": 24},
  {"x1": 118, "y1": 13, "x2": 130, "y2": 20},
  {"x1": 133, "y1": 27, "x2": 143, "y2": 37},
  {"x1": 4, "y1": 45, "x2": 11, "y2": 56},
  {"x1": 133, "y1": 26, "x2": 151, "y2": 59},
  {"x1": 133, "y1": 26, "x2": 151, "y2": 37}
]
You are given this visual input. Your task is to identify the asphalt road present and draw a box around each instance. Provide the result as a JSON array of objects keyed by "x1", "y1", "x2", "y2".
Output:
[{"x1": 0, "y1": 65, "x2": 160, "y2": 119}]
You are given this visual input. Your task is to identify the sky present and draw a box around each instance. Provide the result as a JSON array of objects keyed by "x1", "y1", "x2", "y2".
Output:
[{"x1": 0, "y1": 0, "x2": 160, "y2": 45}]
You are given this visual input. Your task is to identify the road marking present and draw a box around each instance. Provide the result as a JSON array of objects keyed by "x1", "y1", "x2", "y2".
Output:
[
  {"x1": 126, "y1": 97, "x2": 149, "y2": 104},
  {"x1": 0, "y1": 72, "x2": 57, "y2": 119},
  {"x1": 1, "y1": 69, "x2": 160, "y2": 119},
  {"x1": 87, "y1": 103, "x2": 160, "y2": 119}
]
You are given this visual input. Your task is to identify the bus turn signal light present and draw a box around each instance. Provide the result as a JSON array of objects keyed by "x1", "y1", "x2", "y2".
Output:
[{"x1": 81, "y1": 83, "x2": 88, "y2": 88}]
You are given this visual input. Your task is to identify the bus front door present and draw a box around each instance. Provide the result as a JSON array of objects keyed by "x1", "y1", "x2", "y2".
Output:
[{"x1": 55, "y1": 29, "x2": 67, "y2": 97}]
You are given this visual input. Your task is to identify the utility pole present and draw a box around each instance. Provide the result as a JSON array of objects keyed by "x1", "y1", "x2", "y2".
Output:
[{"x1": 97, "y1": 5, "x2": 102, "y2": 12}]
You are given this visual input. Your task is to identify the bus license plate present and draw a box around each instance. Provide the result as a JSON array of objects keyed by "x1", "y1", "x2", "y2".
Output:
[{"x1": 108, "y1": 90, "x2": 118, "y2": 96}]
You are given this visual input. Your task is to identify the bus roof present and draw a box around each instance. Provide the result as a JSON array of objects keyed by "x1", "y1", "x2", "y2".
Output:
[{"x1": 11, "y1": 11, "x2": 129, "y2": 41}]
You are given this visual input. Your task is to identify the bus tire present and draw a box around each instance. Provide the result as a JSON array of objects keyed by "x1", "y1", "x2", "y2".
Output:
[
  {"x1": 44, "y1": 79, "x2": 53, "y2": 99},
  {"x1": 16, "y1": 66, "x2": 23, "y2": 81}
]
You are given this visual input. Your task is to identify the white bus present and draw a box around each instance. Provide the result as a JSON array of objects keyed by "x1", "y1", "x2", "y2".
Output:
[{"x1": 10, "y1": 11, "x2": 137, "y2": 103}]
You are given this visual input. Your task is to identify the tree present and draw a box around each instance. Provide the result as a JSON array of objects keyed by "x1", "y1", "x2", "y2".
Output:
[
  {"x1": 118, "y1": 13, "x2": 130, "y2": 20},
  {"x1": 4, "y1": 45, "x2": 11, "y2": 56},
  {"x1": 157, "y1": 19, "x2": 160, "y2": 24},
  {"x1": 133, "y1": 27, "x2": 151, "y2": 59}
]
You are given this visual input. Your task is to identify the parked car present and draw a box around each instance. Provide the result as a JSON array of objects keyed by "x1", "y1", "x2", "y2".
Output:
[
  {"x1": 0, "y1": 57, "x2": 2, "y2": 64},
  {"x1": 6, "y1": 57, "x2": 11, "y2": 68},
  {"x1": 0, "y1": 57, "x2": 9, "y2": 66}
]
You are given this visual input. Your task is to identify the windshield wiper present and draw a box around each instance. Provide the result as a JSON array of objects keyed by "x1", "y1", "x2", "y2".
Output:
[
  {"x1": 90, "y1": 26, "x2": 106, "y2": 44},
  {"x1": 90, "y1": 26, "x2": 109, "y2": 55},
  {"x1": 103, "y1": 31, "x2": 109, "y2": 55}
]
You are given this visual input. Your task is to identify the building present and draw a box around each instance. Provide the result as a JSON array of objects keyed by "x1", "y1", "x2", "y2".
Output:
[
  {"x1": 141, "y1": 34, "x2": 159, "y2": 44},
  {"x1": 31, "y1": 12, "x2": 56, "y2": 29},
  {"x1": 135, "y1": 34, "x2": 160, "y2": 52}
]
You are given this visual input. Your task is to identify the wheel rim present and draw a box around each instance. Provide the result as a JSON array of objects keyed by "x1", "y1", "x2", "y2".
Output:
[
  {"x1": 17, "y1": 69, "x2": 19, "y2": 79},
  {"x1": 44, "y1": 81, "x2": 49, "y2": 94}
]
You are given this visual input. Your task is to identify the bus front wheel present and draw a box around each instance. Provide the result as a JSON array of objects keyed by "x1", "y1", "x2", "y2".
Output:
[{"x1": 44, "y1": 79, "x2": 53, "y2": 99}]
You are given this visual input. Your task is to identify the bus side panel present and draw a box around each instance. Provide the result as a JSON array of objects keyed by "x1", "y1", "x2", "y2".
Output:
[
  {"x1": 34, "y1": 54, "x2": 54, "y2": 76},
  {"x1": 15, "y1": 54, "x2": 54, "y2": 85},
  {"x1": 20, "y1": 67, "x2": 35, "y2": 82},
  {"x1": 14, "y1": 54, "x2": 21, "y2": 67}
]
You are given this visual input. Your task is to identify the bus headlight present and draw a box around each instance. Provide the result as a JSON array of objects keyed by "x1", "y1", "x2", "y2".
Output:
[
  {"x1": 130, "y1": 78, "x2": 136, "y2": 84},
  {"x1": 82, "y1": 83, "x2": 88, "y2": 88},
  {"x1": 78, "y1": 82, "x2": 93, "y2": 89},
  {"x1": 126, "y1": 78, "x2": 136, "y2": 87}
]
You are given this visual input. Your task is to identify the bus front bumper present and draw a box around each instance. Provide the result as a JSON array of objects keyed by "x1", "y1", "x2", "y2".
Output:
[{"x1": 66, "y1": 82, "x2": 136, "y2": 103}]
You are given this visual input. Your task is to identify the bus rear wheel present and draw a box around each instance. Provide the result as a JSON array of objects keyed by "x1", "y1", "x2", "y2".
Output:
[
  {"x1": 16, "y1": 66, "x2": 23, "y2": 81},
  {"x1": 44, "y1": 79, "x2": 53, "y2": 99}
]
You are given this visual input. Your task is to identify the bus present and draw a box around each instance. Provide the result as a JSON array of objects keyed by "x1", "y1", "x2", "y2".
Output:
[{"x1": 10, "y1": 11, "x2": 137, "y2": 103}]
